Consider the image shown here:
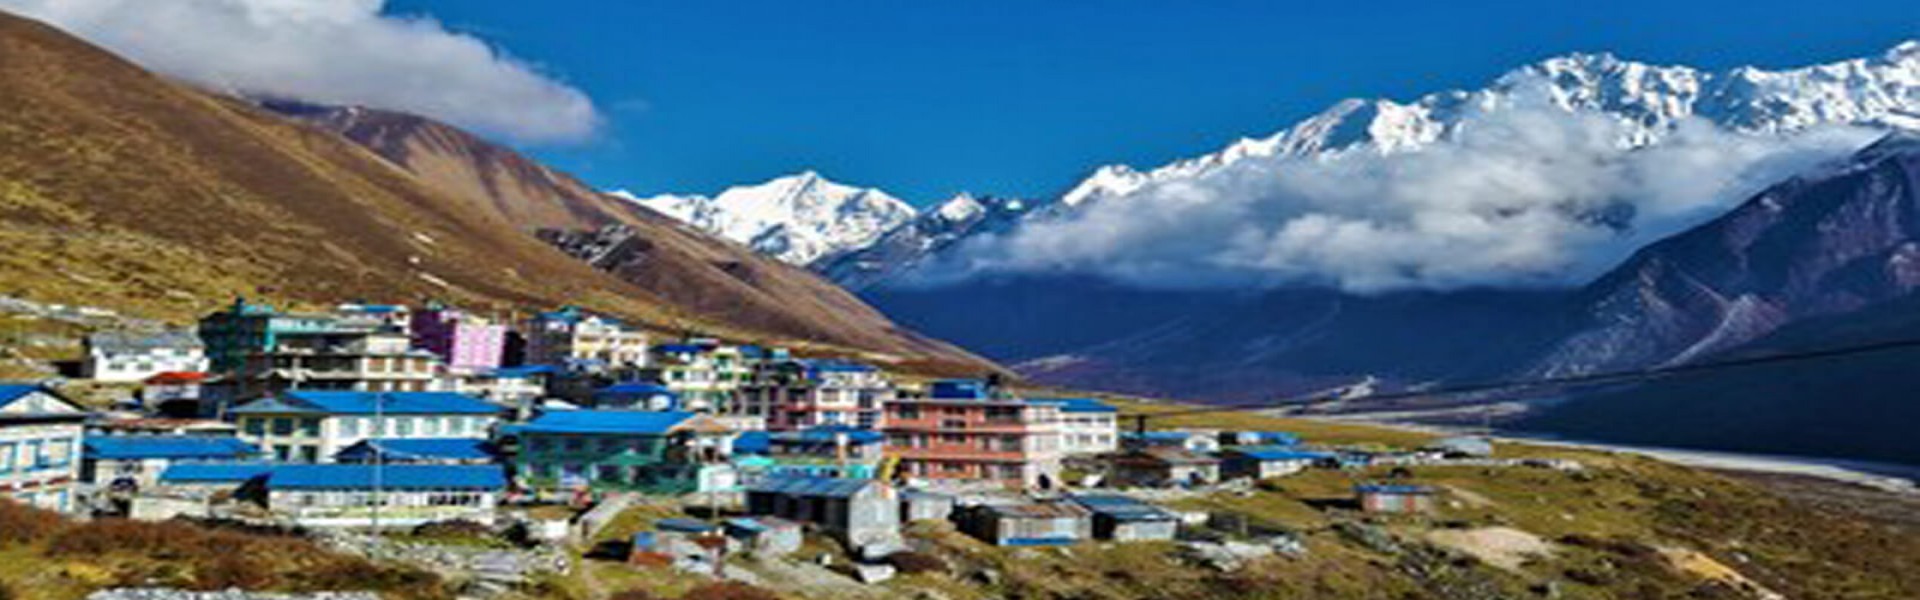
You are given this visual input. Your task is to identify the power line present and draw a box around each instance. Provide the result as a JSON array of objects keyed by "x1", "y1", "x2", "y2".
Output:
[{"x1": 1121, "y1": 335, "x2": 1920, "y2": 427}]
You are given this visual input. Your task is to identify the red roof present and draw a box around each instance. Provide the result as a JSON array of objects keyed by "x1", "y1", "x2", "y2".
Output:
[{"x1": 144, "y1": 371, "x2": 208, "y2": 385}]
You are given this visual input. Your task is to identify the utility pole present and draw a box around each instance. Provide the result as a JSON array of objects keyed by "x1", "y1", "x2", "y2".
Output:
[{"x1": 370, "y1": 393, "x2": 384, "y2": 557}]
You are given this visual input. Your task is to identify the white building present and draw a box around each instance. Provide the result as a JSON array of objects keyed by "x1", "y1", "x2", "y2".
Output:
[
  {"x1": 647, "y1": 340, "x2": 753, "y2": 412},
  {"x1": 524, "y1": 306, "x2": 649, "y2": 369},
  {"x1": 744, "y1": 359, "x2": 891, "y2": 430},
  {"x1": 228, "y1": 391, "x2": 500, "y2": 463},
  {"x1": 0, "y1": 384, "x2": 86, "y2": 512},
  {"x1": 262, "y1": 464, "x2": 505, "y2": 528},
  {"x1": 83, "y1": 330, "x2": 208, "y2": 383},
  {"x1": 1037, "y1": 398, "x2": 1120, "y2": 456}
]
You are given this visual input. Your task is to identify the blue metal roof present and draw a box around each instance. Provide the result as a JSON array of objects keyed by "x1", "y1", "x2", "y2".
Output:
[
  {"x1": 85, "y1": 437, "x2": 258, "y2": 460},
  {"x1": 655, "y1": 517, "x2": 720, "y2": 533},
  {"x1": 771, "y1": 425, "x2": 884, "y2": 446},
  {"x1": 231, "y1": 391, "x2": 500, "y2": 416},
  {"x1": 504, "y1": 410, "x2": 693, "y2": 435},
  {"x1": 492, "y1": 365, "x2": 558, "y2": 378},
  {"x1": 1226, "y1": 446, "x2": 1334, "y2": 461},
  {"x1": 266, "y1": 464, "x2": 506, "y2": 490},
  {"x1": 1031, "y1": 398, "x2": 1116, "y2": 413},
  {"x1": 0, "y1": 383, "x2": 82, "y2": 415},
  {"x1": 0, "y1": 384, "x2": 44, "y2": 409},
  {"x1": 733, "y1": 431, "x2": 771, "y2": 454},
  {"x1": 1070, "y1": 494, "x2": 1176, "y2": 522},
  {"x1": 744, "y1": 476, "x2": 876, "y2": 498},
  {"x1": 596, "y1": 382, "x2": 677, "y2": 397},
  {"x1": 1122, "y1": 431, "x2": 1192, "y2": 441},
  {"x1": 799, "y1": 359, "x2": 877, "y2": 375},
  {"x1": 334, "y1": 438, "x2": 493, "y2": 462},
  {"x1": 928, "y1": 379, "x2": 991, "y2": 399},
  {"x1": 159, "y1": 463, "x2": 276, "y2": 483},
  {"x1": 1354, "y1": 484, "x2": 1437, "y2": 495},
  {"x1": 654, "y1": 343, "x2": 710, "y2": 355}
]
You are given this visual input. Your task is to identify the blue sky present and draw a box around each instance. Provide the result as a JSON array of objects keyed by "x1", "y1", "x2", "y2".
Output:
[{"x1": 387, "y1": 0, "x2": 1919, "y2": 205}]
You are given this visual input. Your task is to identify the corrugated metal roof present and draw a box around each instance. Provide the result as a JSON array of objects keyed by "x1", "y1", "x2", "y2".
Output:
[
  {"x1": 334, "y1": 438, "x2": 493, "y2": 462},
  {"x1": 266, "y1": 464, "x2": 506, "y2": 490},
  {"x1": 771, "y1": 425, "x2": 884, "y2": 446},
  {"x1": 87, "y1": 330, "x2": 203, "y2": 352},
  {"x1": 1069, "y1": 494, "x2": 1175, "y2": 522},
  {"x1": 1225, "y1": 446, "x2": 1333, "y2": 461},
  {"x1": 655, "y1": 517, "x2": 720, "y2": 533},
  {"x1": 1030, "y1": 398, "x2": 1117, "y2": 413},
  {"x1": 505, "y1": 410, "x2": 693, "y2": 435},
  {"x1": 0, "y1": 384, "x2": 45, "y2": 407},
  {"x1": 984, "y1": 502, "x2": 1089, "y2": 519},
  {"x1": 744, "y1": 476, "x2": 877, "y2": 498},
  {"x1": 231, "y1": 391, "x2": 499, "y2": 415},
  {"x1": 1354, "y1": 484, "x2": 1437, "y2": 495},
  {"x1": 84, "y1": 436, "x2": 257, "y2": 460},
  {"x1": 491, "y1": 365, "x2": 557, "y2": 378},
  {"x1": 0, "y1": 383, "x2": 82, "y2": 415},
  {"x1": 733, "y1": 431, "x2": 771, "y2": 454},
  {"x1": 928, "y1": 380, "x2": 991, "y2": 400},
  {"x1": 597, "y1": 382, "x2": 675, "y2": 396},
  {"x1": 158, "y1": 462, "x2": 276, "y2": 483}
]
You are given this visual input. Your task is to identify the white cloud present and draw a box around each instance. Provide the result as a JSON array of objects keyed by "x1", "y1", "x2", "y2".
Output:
[
  {"x1": 0, "y1": 0, "x2": 600, "y2": 144},
  {"x1": 932, "y1": 98, "x2": 1880, "y2": 293}
]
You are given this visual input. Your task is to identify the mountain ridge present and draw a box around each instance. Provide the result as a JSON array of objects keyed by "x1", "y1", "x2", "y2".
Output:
[
  {"x1": 0, "y1": 10, "x2": 994, "y2": 374},
  {"x1": 617, "y1": 171, "x2": 918, "y2": 266}
]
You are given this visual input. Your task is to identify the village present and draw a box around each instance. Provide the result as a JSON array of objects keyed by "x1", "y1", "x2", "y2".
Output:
[{"x1": 2, "y1": 298, "x2": 1583, "y2": 595}]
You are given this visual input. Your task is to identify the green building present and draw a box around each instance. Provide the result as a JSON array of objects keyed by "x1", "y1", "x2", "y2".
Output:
[
  {"x1": 503, "y1": 410, "x2": 734, "y2": 495},
  {"x1": 197, "y1": 298, "x2": 341, "y2": 373}
]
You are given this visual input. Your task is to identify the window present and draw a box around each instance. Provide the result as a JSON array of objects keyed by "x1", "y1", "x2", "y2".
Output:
[
  {"x1": 0, "y1": 442, "x2": 13, "y2": 473},
  {"x1": 424, "y1": 417, "x2": 442, "y2": 436},
  {"x1": 894, "y1": 406, "x2": 920, "y2": 420},
  {"x1": 563, "y1": 438, "x2": 585, "y2": 452},
  {"x1": 529, "y1": 438, "x2": 552, "y2": 453},
  {"x1": 271, "y1": 418, "x2": 294, "y2": 436},
  {"x1": 299, "y1": 418, "x2": 320, "y2": 437},
  {"x1": 46, "y1": 438, "x2": 71, "y2": 466},
  {"x1": 596, "y1": 465, "x2": 623, "y2": 482},
  {"x1": 395, "y1": 418, "x2": 414, "y2": 436},
  {"x1": 339, "y1": 418, "x2": 360, "y2": 438},
  {"x1": 299, "y1": 446, "x2": 319, "y2": 463},
  {"x1": 598, "y1": 438, "x2": 623, "y2": 453}
]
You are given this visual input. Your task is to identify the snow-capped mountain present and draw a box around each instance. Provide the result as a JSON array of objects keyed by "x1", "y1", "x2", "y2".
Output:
[
  {"x1": 814, "y1": 192, "x2": 1041, "y2": 289},
  {"x1": 1058, "y1": 41, "x2": 1920, "y2": 209},
  {"x1": 614, "y1": 171, "x2": 918, "y2": 266},
  {"x1": 831, "y1": 41, "x2": 1920, "y2": 288}
]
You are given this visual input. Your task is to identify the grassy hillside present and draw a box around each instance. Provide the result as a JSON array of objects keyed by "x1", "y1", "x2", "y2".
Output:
[
  {"x1": 0, "y1": 11, "x2": 991, "y2": 374},
  {"x1": 0, "y1": 502, "x2": 448, "y2": 600}
]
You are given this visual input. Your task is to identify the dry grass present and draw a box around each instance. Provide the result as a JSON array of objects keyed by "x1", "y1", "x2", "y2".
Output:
[{"x1": 0, "y1": 501, "x2": 449, "y2": 600}]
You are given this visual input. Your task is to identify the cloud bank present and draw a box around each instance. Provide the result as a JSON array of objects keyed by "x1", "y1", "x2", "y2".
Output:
[
  {"x1": 934, "y1": 97, "x2": 1881, "y2": 293},
  {"x1": 0, "y1": 0, "x2": 600, "y2": 144}
]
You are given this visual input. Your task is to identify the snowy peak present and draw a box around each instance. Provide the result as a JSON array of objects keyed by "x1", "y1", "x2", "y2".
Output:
[
  {"x1": 619, "y1": 172, "x2": 917, "y2": 266},
  {"x1": 1054, "y1": 41, "x2": 1920, "y2": 210}
]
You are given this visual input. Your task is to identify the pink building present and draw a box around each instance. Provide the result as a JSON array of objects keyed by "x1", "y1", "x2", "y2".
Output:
[{"x1": 410, "y1": 307, "x2": 506, "y2": 374}]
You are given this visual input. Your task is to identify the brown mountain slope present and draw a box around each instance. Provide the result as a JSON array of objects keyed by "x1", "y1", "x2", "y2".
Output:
[
  {"x1": 261, "y1": 102, "x2": 989, "y2": 371},
  {"x1": 0, "y1": 11, "x2": 989, "y2": 373}
]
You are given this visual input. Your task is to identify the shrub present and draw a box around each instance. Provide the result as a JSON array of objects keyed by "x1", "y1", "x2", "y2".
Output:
[
  {"x1": 0, "y1": 498, "x2": 66, "y2": 545},
  {"x1": 679, "y1": 581, "x2": 781, "y2": 600},
  {"x1": 193, "y1": 553, "x2": 275, "y2": 590},
  {"x1": 885, "y1": 551, "x2": 949, "y2": 575},
  {"x1": 413, "y1": 519, "x2": 493, "y2": 538}
]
